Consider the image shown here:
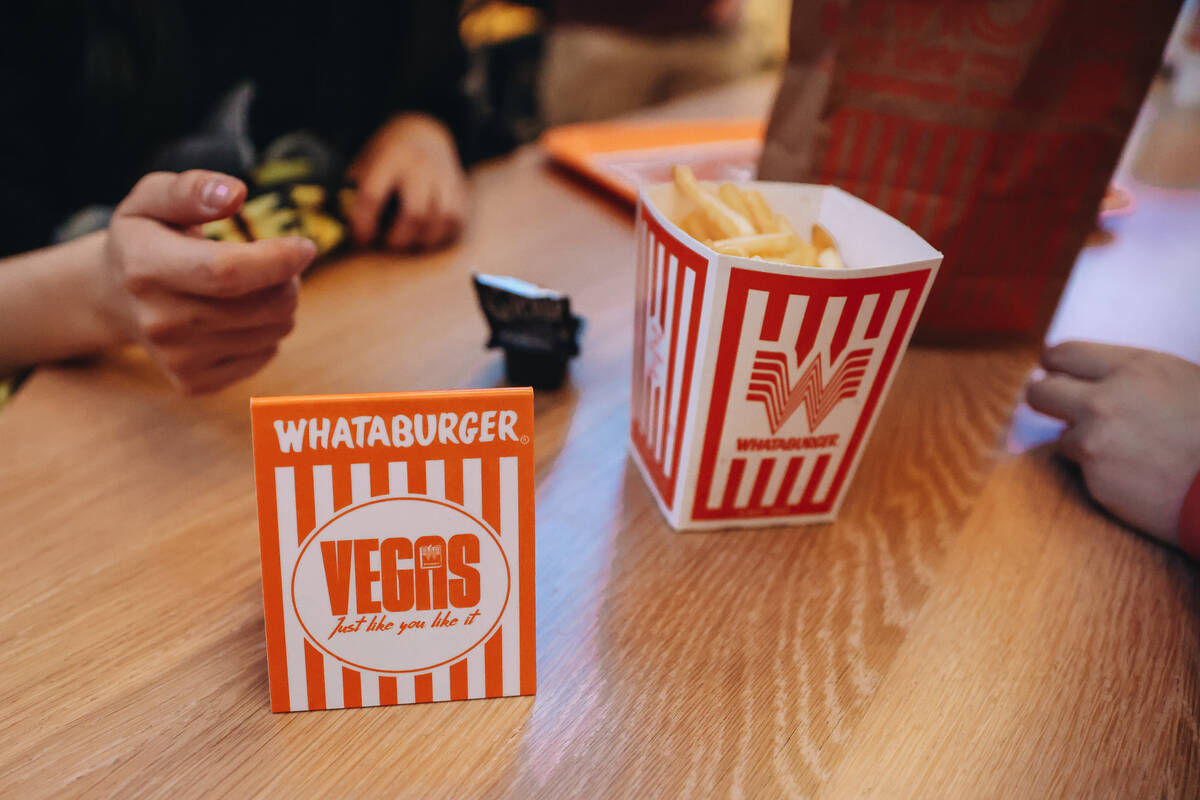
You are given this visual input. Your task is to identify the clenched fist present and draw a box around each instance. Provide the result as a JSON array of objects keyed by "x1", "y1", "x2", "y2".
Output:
[
  {"x1": 100, "y1": 170, "x2": 317, "y2": 393},
  {"x1": 347, "y1": 113, "x2": 467, "y2": 251}
]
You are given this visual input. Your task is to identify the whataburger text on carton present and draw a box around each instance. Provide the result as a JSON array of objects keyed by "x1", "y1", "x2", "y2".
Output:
[
  {"x1": 251, "y1": 388, "x2": 536, "y2": 712},
  {"x1": 271, "y1": 409, "x2": 523, "y2": 452}
]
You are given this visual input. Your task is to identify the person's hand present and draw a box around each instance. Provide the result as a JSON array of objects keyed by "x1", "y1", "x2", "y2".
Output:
[
  {"x1": 101, "y1": 170, "x2": 316, "y2": 393},
  {"x1": 707, "y1": 0, "x2": 746, "y2": 27},
  {"x1": 1026, "y1": 341, "x2": 1200, "y2": 544},
  {"x1": 347, "y1": 112, "x2": 467, "y2": 251}
]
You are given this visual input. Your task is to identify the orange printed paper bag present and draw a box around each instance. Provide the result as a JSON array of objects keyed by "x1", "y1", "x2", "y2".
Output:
[
  {"x1": 760, "y1": 0, "x2": 1180, "y2": 342},
  {"x1": 251, "y1": 389, "x2": 536, "y2": 712}
]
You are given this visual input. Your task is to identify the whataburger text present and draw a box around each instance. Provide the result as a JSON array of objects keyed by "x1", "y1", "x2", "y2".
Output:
[{"x1": 273, "y1": 410, "x2": 521, "y2": 453}]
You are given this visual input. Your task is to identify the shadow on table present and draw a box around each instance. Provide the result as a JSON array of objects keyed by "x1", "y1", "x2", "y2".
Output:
[{"x1": 543, "y1": 159, "x2": 638, "y2": 224}]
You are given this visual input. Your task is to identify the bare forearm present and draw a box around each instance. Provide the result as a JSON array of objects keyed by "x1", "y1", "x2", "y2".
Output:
[{"x1": 0, "y1": 232, "x2": 126, "y2": 372}]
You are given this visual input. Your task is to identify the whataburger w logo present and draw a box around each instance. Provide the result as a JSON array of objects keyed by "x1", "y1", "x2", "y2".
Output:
[
  {"x1": 746, "y1": 347, "x2": 873, "y2": 434},
  {"x1": 692, "y1": 267, "x2": 930, "y2": 521}
]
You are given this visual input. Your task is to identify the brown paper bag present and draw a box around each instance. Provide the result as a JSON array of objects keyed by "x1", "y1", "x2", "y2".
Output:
[{"x1": 760, "y1": 0, "x2": 1181, "y2": 342}]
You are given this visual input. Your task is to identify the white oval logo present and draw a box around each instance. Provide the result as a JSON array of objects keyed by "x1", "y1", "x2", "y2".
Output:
[{"x1": 291, "y1": 496, "x2": 509, "y2": 673}]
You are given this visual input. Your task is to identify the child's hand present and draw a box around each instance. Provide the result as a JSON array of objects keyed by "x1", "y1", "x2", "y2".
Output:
[
  {"x1": 102, "y1": 170, "x2": 316, "y2": 393},
  {"x1": 347, "y1": 113, "x2": 467, "y2": 251},
  {"x1": 1026, "y1": 341, "x2": 1200, "y2": 544}
]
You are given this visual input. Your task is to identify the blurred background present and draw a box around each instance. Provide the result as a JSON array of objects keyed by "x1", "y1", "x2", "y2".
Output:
[
  {"x1": 455, "y1": 0, "x2": 1200, "y2": 447},
  {"x1": 459, "y1": 0, "x2": 791, "y2": 153},
  {"x1": 2, "y1": 0, "x2": 1197, "y2": 405},
  {"x1": 461, "y1": 0, "x2": 1198, "y2": 163}
]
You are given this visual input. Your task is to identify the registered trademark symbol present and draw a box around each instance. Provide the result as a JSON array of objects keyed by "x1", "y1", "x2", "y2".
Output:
[{"x1": 520, "y1": 435, "x2": 530, "y2": 445}]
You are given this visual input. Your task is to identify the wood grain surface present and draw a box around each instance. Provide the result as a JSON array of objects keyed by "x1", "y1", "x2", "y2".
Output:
[{"x1": 1, "y1": 76, "x2": 1196, "y2": 799}]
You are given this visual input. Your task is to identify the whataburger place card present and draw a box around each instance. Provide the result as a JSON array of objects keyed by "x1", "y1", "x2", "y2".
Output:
[{"x1": 250, "y1": 388, "x2": 536, "y2": 712}]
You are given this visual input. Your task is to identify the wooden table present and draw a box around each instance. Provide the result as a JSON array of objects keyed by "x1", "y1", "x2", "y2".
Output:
[{"x1": 2, "y1": 77, "x2": 1197, "y2": 798}]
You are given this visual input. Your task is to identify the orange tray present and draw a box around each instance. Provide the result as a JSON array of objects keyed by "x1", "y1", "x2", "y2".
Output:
[{"x1": 540, "y1": 118, "x2": 765, "y2": 204}]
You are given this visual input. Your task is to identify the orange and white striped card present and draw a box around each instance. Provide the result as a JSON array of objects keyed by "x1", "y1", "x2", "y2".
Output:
[{"x1": 250, "y1": 388, "x2": 536, "y2": 712}]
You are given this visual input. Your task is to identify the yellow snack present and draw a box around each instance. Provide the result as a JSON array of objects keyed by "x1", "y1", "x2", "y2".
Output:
[
  {"x1": 201, "y1": 217, "x2": 248, "y2": 243},
  {"x1": 291, "y1": 184, "x2": 327, "y2": 210},
  {"x1": 717, "y1": 183, "x2": 753, "y2": 222},
  {"x1": 744, "y1": 190, "x2": 781, "y2": 234},
  {"x1": 667, "y1": 165, "x2": 847, "y2": 269},
  {"x1": 781, "y1": 239, "x2": 819, "y2": 267},
  {"x1": 298, "y1": 209, "x2": 346, "y2": 255},
  {"x1": 678, "y1": 210, "x2": 718, "y2": 243},
  {"x1": 817, "y1": 248, "x2": 845, "y2": 269},
  {"x1": 252, "y1": 158, "x2": 313, "y2": 188},
  {"x1": 812, "y1": 223, "x2": 837, "y2": 253},
  {"x1": 710, "y1": 233, "x2": 801, "y2": 258},
  {"x1": 671, "y1": 165, "x2": 755, "y2": 238},
  {"x1": 241, "y1": 193, "x2": 301, "y2": 240},
  {"x1": 812, "y1": 224, "x2": 844, "y2": 268}
]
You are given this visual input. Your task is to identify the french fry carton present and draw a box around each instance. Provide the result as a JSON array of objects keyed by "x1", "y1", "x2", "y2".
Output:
[
  {"x1": 630, "y1": 182, "x2": 941, "y2": 530},
  {"x1": 251, "y1": 388, "x2": 536, "y2": 712}
]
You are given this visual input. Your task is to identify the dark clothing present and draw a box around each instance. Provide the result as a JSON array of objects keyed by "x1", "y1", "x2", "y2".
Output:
[
  {"x1": 0, "y1": 2, "x2": 469, "y2": 257},
  {"x1": 548, "y1": 0, "x2": 718, "y2": 37}
]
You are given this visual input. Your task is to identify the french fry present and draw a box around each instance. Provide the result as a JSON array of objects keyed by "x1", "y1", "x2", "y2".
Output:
[
  {"x1": 812, "y1": 223, "x2": 837, "y2": 254},
  {"x1": 679, "y1": 210, "x2": 718, "y2": 242},
  {"x1": 781, "y1": 239, "x2": 818, "y2": 267},
  {"x1": 708, "y1": 241, "x2": 749, "y2": 257},
  {"x1": 817, "y1": 248, "x2": 845, "y2": 269},
  {"x1": 717, "y1": 183, "x2": 753, "y2": 224},
  {"x1": 744, "y1": 190, "x2": 780, "y2": 234},
  {"x1": 711, "y1": 232, "x2": 801, "y2": 258},
  {"x1": 667, "y1": 165, "x2": 847, "y2": 269},
  {"x1": 672, "y1": 165, "x2": 755, "y2": 238},
  {"x1": 812, "y1": 223, "x2": 844, "y2": 268}
]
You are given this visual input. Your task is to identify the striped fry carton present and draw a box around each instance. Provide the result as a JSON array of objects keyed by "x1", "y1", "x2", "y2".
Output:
[
  {"x1": 631, "y1": 182, "x2": 941, "y2": 530},
  {"x1": 251, "y1": 388, "x2": 535, "y2": 711}
]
